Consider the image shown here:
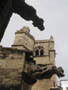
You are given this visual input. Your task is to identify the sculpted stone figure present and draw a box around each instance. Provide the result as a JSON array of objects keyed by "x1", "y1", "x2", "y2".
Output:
[
  {"x1": 21, "y1": 54, "x2": 64, "y2": 90},
  {"x1": 0, "y1": 0, "x2": 44, "y2": 41}
]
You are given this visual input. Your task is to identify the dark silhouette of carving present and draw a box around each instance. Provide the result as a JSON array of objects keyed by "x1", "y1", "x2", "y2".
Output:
[{"x1": 0, "y1": 0, "x2": 44, "y2": 41}]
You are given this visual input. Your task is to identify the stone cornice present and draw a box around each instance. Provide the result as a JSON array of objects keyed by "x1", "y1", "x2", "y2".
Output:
[
  {"x1": 35, "y1": 40, "x2": 49, "y2": 43},
  {"x1": 0, "y1": 47, "x2": 31, "y2": 54},
  {"x1": 12, "y1": 45, "x2": 33, "y2": 52}
]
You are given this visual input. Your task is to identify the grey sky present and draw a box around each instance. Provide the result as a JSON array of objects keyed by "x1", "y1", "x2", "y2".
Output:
[
  {"x1": 0, "y1": 0, "x2": 68, "y2": 80},
  {"x1": 61, "y1": 81, "x2": 68, "y2": 90}
]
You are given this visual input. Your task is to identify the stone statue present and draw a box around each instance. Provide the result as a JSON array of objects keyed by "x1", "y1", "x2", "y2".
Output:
[
  {"x1": 0, "y1": 0, "x2": 44, "y2": 41},
  {"x1": 21, "y1": 54, "x2": 64, "y2": 90}
]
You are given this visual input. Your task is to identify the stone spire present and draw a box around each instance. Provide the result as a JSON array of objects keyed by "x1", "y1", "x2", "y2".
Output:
[
  {"x1": 49, "y1": 35, "x2": 54, "y2": 50},
  {"x1": 50, "y1": 35, "x2": 54, "y2": 41}
]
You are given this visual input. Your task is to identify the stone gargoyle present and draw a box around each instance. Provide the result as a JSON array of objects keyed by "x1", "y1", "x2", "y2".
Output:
[
  {"x1": 0, "y1": 0, "x2": 44, "y2": 41},
  {"x1": 22, "y1": 60, "x2": 64, "y2": 85}
]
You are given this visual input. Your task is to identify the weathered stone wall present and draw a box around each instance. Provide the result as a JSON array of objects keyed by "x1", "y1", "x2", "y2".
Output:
[
  {"x1": 0, "y1": 47, "x2": 25, "y2": 85},
  {"x1": 34, "y1": 56, "x2": 50, "y2": 64}
]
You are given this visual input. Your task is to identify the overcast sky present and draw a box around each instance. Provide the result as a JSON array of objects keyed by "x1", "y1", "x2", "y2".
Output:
[
  {"x1": 61, "y1": 81, "x2": 68, "y2": 90},
  {"x1": 0, "y1": 0, "x2": 68, "y2": 80}
]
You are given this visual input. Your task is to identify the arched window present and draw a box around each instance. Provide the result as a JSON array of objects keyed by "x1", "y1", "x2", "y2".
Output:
[
  {"x1": 34, "y1": 46, "x2": 44, "y2": 56},
  {"x1": 40, "y1": 49, "x2": 44, "y2": 56},
  {"x1": 35, "y1": 49, "x2": 39, "y2": 56}
]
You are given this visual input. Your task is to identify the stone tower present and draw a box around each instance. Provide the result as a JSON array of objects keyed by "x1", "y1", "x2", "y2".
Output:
[
  {"x1": 12, "y1": 27, "x2": 56, "y2": 90},
  {"x1": 31, "y1": 36, "x2": 56, "y2": 90},
  {"x1": 12, "y1": 26, "x2": 35, "y2": 51}
]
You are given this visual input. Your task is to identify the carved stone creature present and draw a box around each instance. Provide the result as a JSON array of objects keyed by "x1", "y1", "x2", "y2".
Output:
[
  {"x1": 22, "y1": 62, "x2": 64, "y2": 85},
  {"x1": 21, "y1": 54, "x2": 64, "y2": 90},
  {"x1": 0, "y1": 0, "x2": 44, "y2": 41},
  {"x1": 0, "y1": 51, "x2": 64, "y2": 90}
]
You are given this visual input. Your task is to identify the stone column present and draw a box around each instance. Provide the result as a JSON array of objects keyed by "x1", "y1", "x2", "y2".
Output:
[
  {"x1": 21, "y1": 80, "x2": 32, "y2": 90},
  {"x1": 32, "y1": 79, "x2": 51, "y2": 90}
]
